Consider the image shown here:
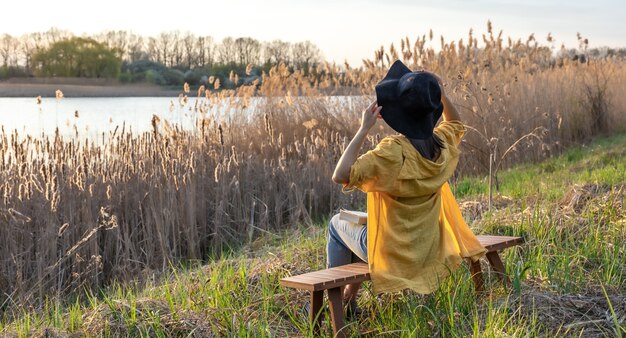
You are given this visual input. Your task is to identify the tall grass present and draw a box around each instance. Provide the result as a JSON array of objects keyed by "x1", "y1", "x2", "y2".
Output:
[
  {"x1": 0, "y1": 128, "x2": 625, "y2": 338},
  {"x1": 1, "y1": 23, "x2": 625, "y2": 312}
]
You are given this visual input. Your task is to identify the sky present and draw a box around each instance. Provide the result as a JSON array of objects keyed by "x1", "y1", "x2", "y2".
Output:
[{"x1": 1, "y1": 0, "x2": 625, "y2": 65}]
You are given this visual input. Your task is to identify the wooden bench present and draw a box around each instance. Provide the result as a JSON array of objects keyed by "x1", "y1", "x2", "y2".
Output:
[{"x1": 280, "y1": 235, "x2": 523, "y2": 337}]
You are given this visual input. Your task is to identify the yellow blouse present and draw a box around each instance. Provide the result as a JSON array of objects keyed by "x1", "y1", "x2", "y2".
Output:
[{"x1": 344, "y1": 120, "x2": 486, "y2": 294}]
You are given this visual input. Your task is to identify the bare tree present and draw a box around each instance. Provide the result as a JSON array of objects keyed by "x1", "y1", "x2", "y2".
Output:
[
  {"x1": 23, "y1": 32, "x2": 47, "y2": 72},
  {"x1": 147, "y1": 37, "x2": 161, "y2": 64},
  {"x1": 0, "y1": 34, "x2": 11, "y2": 67},
  {"x1": 195, "y1": 36, "x2": 215, "y2": 68},
  {"x1": 95, "y1": 30, "x2": 130, "y2": 60},
  {"x1": 182, "y1": 32, "x2": 197, "y2": 69},
  {"x1": 127, "y1": 33, "x2": 146, "y2": 62},
  {"x1": 29, "y1": 32, "x2": 47, "y2": 53},
  {"x1": 263, "y1": 39, "x2": 291, "y2": 66},
  {"x1": 19, "y1": 34, "x2": 36, "y2": 72},
  {"x1": 170, "y1": 31, "x2": 183, "y2": 68},
  {"x1": 292, "y1": 40, "x2": 322, "y2": 70},
  {"x1": 217, "y1": 37, "x2": 237, "y2": 66},
  {"x1": 153, "y1": 32, "x2": 176, "y2": 66},
  {"x1": 0, "y1": 34, "x2": 19, "y2": 68},
  {"x1": 43, "y1": 28, "x2": 72, "y2": 45},
  {"x1": 234, "y1": 37, "x2": 261, "y2": 66}
]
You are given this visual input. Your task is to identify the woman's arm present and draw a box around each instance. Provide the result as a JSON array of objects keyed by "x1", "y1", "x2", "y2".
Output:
[
  {"x1": 332, "y1": 101, "x2": 382, "y2": 184},
  {"x1": 430, "y1": 73, "x2": 461, "y2": 122},
  {"x1": 441, "y1": 94, "x2": 461, "y2": 122}
]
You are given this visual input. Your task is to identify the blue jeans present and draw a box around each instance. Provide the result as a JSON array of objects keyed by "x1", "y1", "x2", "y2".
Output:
[{"x1": 327, "y1": 213, "x2": 368, "y2": 268}]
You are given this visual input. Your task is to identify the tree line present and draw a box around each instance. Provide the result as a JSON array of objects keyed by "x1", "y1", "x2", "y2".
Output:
[{"x1": 0, "y1": 28, "x2": 324, "y2": 86}]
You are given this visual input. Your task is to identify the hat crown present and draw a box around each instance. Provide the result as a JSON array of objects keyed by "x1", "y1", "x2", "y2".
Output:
[
  {"x1": 375, "y1": 60, "x2": 443, "y2": 139},
  {"x1": 398, "y1": 72, "x2": 441, "y2": 114}
]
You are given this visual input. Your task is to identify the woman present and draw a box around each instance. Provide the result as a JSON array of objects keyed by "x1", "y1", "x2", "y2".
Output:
[{"x1": 329, "y1": 60, "x2": 486, "y2": 314}]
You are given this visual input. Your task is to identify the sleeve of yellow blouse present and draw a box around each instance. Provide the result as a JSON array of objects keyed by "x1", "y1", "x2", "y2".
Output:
[
  {"x1": 342, "y1": 137, "x2": 400, "y2": 193},
  {"x1": 434, "y1": 120, "x2": 466, "y2": 146},
  {"x1": 342, "y1": 156, "x2": 369, "y2": 193}
]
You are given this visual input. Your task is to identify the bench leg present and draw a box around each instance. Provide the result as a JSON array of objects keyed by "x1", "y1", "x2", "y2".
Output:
[
  {"x1": 310, "y1": 290, "x2": 323, "y2": 335},
  {"x1": 327, "y1": 287, "x2": 347, "y2": 338},
  {"x1": 486, "y1": 252, "x2": 510, "y2": 285},
  {"x1": 467, "y1": 258, "x2": 484, "y2": 292}
]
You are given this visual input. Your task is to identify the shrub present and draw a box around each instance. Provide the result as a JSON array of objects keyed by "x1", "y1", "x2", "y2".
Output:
[
  {"x1": 145, "y1": 69, "x2": 165, "y2": 85},
  {"x1": 184, "y1": 68, "x2": 208, "y2": 86},
  {"x1": 161, "y1": 68, "x2": 185, "y2": 86}
]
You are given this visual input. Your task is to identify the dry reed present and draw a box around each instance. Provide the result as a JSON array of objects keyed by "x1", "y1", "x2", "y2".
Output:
[{"x1": 1, "y1": 23, "x2": 625, "y2": 310}]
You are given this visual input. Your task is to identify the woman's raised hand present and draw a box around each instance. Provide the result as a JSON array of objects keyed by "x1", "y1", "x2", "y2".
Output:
[{"x1": 359, "y1": 101, "x2": 383, "y2": 132}]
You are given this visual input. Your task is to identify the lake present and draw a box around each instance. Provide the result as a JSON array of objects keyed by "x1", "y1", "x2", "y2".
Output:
[
  {"x1": 0, "y1": 97, "x2": 256, "y2": 142},
  {"x1": 0, "y1": 96, "x2": 362, "y2": 143}
]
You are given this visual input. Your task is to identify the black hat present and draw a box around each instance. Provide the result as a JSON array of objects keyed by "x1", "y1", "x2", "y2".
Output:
[{"x1": 375, "y1": 60, "x2": 443, "y2": 139}]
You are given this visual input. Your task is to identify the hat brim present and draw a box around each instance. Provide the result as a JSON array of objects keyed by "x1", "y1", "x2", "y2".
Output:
[
  {"x1": 375, "y1": 61, "x2": 411, "y2": 120},
  {"x1": 380, "y1": 60, "x2": 411, "y2": 82}
]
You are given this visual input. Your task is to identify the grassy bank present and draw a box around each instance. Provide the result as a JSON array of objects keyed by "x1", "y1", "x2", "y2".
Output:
[
  {"x1": 1, "y1": 132, "x2": 624, "y2": 337},
  {"x1": 3, "y1": 24, "x2": 626, "y2": 303}
]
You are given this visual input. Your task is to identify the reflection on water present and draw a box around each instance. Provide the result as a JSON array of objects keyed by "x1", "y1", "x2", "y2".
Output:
[
  {"x1": 0, "y1": 96, "x2": 362, "y2": 144},
  {"x1": 0, "y1": 97, "x2": 249, "y2": 142}
]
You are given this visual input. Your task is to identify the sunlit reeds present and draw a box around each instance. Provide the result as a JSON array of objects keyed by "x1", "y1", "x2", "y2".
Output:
[{"x1": 1, "y1": 23, "x2": 625, "y2": 310}]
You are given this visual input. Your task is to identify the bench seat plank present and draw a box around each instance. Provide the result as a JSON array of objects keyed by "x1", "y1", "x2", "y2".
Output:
[
  {"x1": 281, "y1": 266, "x2": 371, "y2": 291},
  {"x1": 476, "y1": 235, "x2": 524, "y2": 252},
  {"x1": 333, "y1": 265, "x2": 369, "y2": 274}
]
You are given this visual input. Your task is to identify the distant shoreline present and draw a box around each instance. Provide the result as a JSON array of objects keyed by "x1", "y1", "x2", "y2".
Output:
[
  {"x1": 0, "y1": 78, "x2": 182, "y2": 97},
  {"x1": 0, "y1": 78, "x2": 364, "y2": 98}
]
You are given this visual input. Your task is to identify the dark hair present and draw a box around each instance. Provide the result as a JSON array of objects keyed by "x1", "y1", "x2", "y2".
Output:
[{"x1": 409, "y1": 134, "x2": 445, "y2": 161}]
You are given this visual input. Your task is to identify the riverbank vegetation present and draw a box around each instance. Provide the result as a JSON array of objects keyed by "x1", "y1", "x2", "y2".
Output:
[
  {"x1": 0, "y1": 22, "x2": 625, "y2": 335},
  {"x1": 1, "y1": 132, "x2": 624, "y2": 337}
]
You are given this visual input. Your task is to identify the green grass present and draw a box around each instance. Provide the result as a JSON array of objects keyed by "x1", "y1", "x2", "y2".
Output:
[
  {"x1": 1, "y1": 133, "x2": 625, "y2": 337},
  {"x1": 498, "y1": 133, "x2": 625, "y2": 200}
]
